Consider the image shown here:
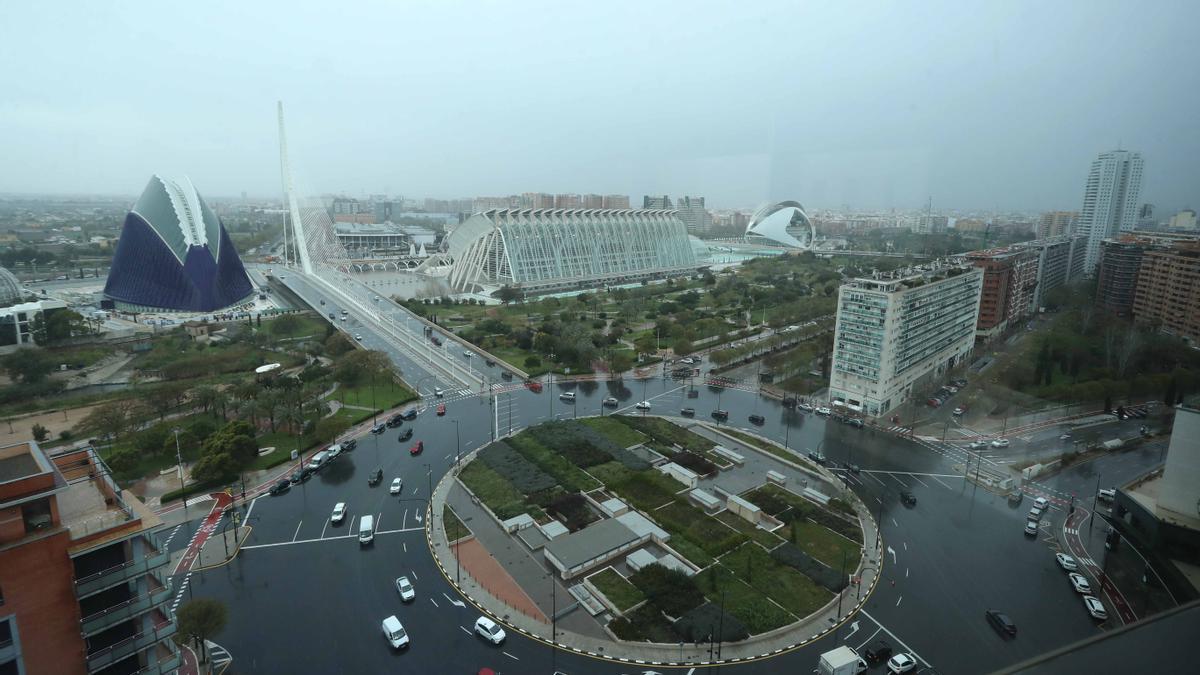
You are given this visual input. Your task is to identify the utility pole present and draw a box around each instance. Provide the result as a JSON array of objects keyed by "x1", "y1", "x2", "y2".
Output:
[
  {"x1": 173, "y1": 428, "x2": 188, "y2": 521},
  {"x1": 1089, "y1": 472, "x2": 1102, "y2": 535},
  {"x1": 453, "y1": 420, "x2": 461, "y2": 471}
]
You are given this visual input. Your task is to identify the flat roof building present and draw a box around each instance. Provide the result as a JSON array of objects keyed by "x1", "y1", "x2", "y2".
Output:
[
  {"x1": 1096, "y1": 236, "x2": 1159, "y2": 317},
  {"x1": 829, "y1": 261, "x2": 983, "y2": 418},
  {"x1": 1013, "y1": 235, "x2": 1087, "y2": 311},
  {"x1": 1132, "y1": 242, "x2": 1200, "y2": 346},
  {"x1": 0, "y1": 441, "x2": 178, "y2": 675},
  {"x1": 965, "y1": 247, "x2": 1038, "y2": 342}
]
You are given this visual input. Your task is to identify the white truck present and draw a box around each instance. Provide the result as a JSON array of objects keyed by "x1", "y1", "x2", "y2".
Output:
[{"x1": 819, "y1": 646, "x2": 868, "y2": 675}]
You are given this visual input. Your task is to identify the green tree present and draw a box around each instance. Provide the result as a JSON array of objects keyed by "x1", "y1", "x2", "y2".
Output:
[
  {"x1": 106, "y1": 447, "x2": 140, "y2": 474},
  {"x1": 175, "y1": 598, "x2": 228, "y2": 665},
  {"x1": 2, "y1": 349, "x2": 55, "y2": 383},
  {"x1": 31, "y1": 423, "x2": 49, "y2": 442},
  {"x1": 270, "y1": 313, "x2": 301, "y2": 336},
  {"x1": 78, "y1": 400, "x2": 136, "y2": 442}
]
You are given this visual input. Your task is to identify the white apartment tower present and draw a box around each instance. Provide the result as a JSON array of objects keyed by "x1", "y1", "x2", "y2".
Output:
[
  {"x1": 1077, "y1": 150, "x2": 1144, "y2": 272},
  {"x1": 829, "y1": 262, "x2": 983, "y2": 418}
]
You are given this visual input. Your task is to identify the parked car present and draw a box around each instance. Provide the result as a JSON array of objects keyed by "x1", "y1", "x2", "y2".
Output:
[
  {"x1": 410, "y1": 441, "x2": 424, "y2": 456},
  {"x1": 368, "y1": 468, "x2": 383, "y2": 486},
  {"x1": 436, "y1": 403, "x2": 446, "y2": 416},
  {"x1": 399, "y1": 428, "x2": 413, "y2": 442},
  {"x1": 290, "y1": 470, "x2": 305, "y2": 484},
  {"x1": 815, "y1": 407, "x2": 832, "y2": 415},
  {"x1": 808, "y1": 451, "x2": 826, "y2": 465},
  {"x1": 342, "y1": 438, "x2": 357, "y2": 451},
  {"x1": 986, "y1": 609, "x2": 1017, "y2": 637},
  {"x1": 900, "y1": 491, "x2": 917, "y2": 507},
  {"x1": 500, "y1": 371, "x2": 513, "y2": 381},
  {"x1": 1068, "y1": 572, "x2": 1092, "y2": 594},
  {"x1": 991, "y1": 438, "x2": 1010, "y2": 448},
  {"x1": 952, "y1": 406, "x2": 966, "y2": 416},
  {"x1": 798, "y1": 402, "x2": 814, "y2": 412},
  {"x1": 1024, "y1": 520, "x2": 1039, "y2": 536},
  {"x1": 844, "y1": 417, "x2": 864, "y2": 428},
  {"x1": 371, "y1": 423, "x2": 386, "y2": 434},
  {"x1": 331, "y1": 502, "x2": 346, "y2": 524},
  {"x1": 680, "y1": 407, "x2": 695, "y2": 417},
  {"x1": 474, "y1": 616, "x2": 506, "y2": 644},
  {"x1": 1029, "y1": 506, "x2": 1044, "y2": 520},
  {"x1": 382, "y1": 615, "x2": 410, "y2": 649},
  {"x1": 402, "y1": 409, "x2": 418, "y2": 420},
  {"x1": 952, "y1": 378, "x2": 968, "y2": 388},
  {"x1": 1083, "y1": 595, "x2": 1107, "y2": 620},
  {"x1": 635, "y1": 401, "x2": 651, "y2": 410},
  {"x1": 748, "y1": 414, "x2": 765, "y2": 425},
  {"x1": 887, "y1": 653, "x2": 917, "y2": 674},
  {"x1": 602, "y1": 396, "x2": 619, "y2": 407},
  {"x1": 969, "y1": 440, "x2": 988, "y2": 450},
  {"x1": 711, "y1": 409, "x2": 729, "y2": 420},
  {"x1": 1097, "y1": 488, "x2": 1116, "y2": 502},
  {"x1": 390, "y1": 478, "x2": 403, "y2": 495},
  {"x1": 1056, "y1": 553, "x2": 1078, "y2": 571},
  {"x1": 864, "y1": 639, "x2": 893, "y2": 662},
  {"x1": 395, "y1": 576, "x2": 415, "y2": 602},
  {"x1": 1033, "y1": 497, "x2": 1049, "y2": 511},
  {"x1": 387, "y1": 414, "x2": 403, "y2": 428},
  {"x1": 269, "y1": 479, "x2": 290, "y2": 496},
  {"x1": 559, "y1": 392, "x2": 576, "y2": 402}
]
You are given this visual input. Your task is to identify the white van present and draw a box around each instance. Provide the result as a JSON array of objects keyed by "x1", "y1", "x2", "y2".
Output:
[
  {"x1": 382, "y1": 615, "x2": 410, "y2": 649},
  {"x1": 307, "y1": 450, "x2": 328, "y2": 471},
  {"x1": 359, "y1": 515, "x2": 375, "y2": 545},
  {"x1": 325, "y1": 444, "x2": 342, "y2": 460}
]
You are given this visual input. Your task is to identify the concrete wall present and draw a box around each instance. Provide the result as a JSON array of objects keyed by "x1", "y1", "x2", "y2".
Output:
[
  {"x1": 658, "y1": 462, "x2": 699, "y2": 488},
  {"x1": 1160, "y1": 406, "x2": 1200, "y2": 519}
]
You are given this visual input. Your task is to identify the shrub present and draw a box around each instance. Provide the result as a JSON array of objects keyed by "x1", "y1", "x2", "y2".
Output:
[
  {"x1": 673, "y1": 602, "x2": 749, "y2": 642},
  {"x1": 107, "y1": 447, "x2": 140, "y2": 473},
  {"x1": 609, "y1": 604, "x2": 679, "y2": 643},
  {"x1": 669, "y1": 451, "x2": 716, "y2": 476},
  {"x1": 524, "y1": 356, "x2": 542, "y2": 367},
  {"x1": 629, "y1": 563, "x2": 704, "y2": 618},
  {"x1": 770, "y1": 543, "x2": 847, "y2": 592},
  {"x1": 31, "y1": 423, "x2": 49, "y2": 442},
  {"x1": 479, "y1": 441, "x2": 558, "y2": 493},
  {"x1": 547, "y1": 492, "x2": 597, "y2": 532}
]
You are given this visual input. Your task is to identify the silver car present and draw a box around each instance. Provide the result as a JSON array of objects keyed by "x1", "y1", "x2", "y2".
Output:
[{"x1": 395, "y1": 576, "x2": 415, "y2": 602}]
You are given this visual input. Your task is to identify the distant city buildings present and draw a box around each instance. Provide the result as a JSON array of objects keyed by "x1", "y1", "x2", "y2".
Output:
[
  {"x1": 828, "y1": 260, "x2": 983, "y2": 418},
  {"x1": 554, "y1": 193, "x2": 582, "y2": 209},
  {"x1": 643, "y1": 195, "x2": 672, "y2": 210},
  {"x1": 674, "y1": 196, "x2": 712, "y2": 234},
  {"x1": 602, "y1": 194, "x2": 630, "y2": 209},
  {"x1": 1168, "y1": 209, "x2": 1197, "y2": 230},
  {"x1": 1076, "y1": 150, "x2": 1144, "y2": 273},
  {"x1": 582, "y1": 194, "x2": 604, "y2": 209},
  {"x1": 1037, "y1": 211, "x2": 1078, "y2": 239},
  {"x1": 965, "y1": 247, "x2": 1039, "y2": 342}
]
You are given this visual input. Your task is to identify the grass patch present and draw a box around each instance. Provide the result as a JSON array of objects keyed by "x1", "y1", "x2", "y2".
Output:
[
  {"x1": 443, "y1": 504, "x2": 470, "y2": 540},
  {"x1": 654, "y1": 502, "x2": 747, "y2": 558},
  {"x1": 579, "y1": 416, "x2": 648, "y2": 448},
  {"x1": 588, "y1": 568, "x2": 644, "y2": 612},
  {"x1": 616, "y1": 416, "x2": 716, "y2": 455},
  {"x1": 459, "y1": 461, "x2": 528, "y2": 520},
  {"x1": 785, "y1": 520, "x2": 862, "y2": 571},
  {"x1": 720, "y1": 428, "x2": 802, "y2": 464},
  {"x1": 609, "y1": 604, "x2": 680, "y2": 643},
  {"x1": 586, "y1": 460, "x2": 635, "y2": 487},
  {"x1": 334, "y1": 380, "x2": 418, "y2": 411},
  {"x1": 695, "y1": 563, "x2": 795, "y2": 634},
  {"x1": 720, "y1": 543, "x2": 832, "y2": 620},
  {"x1": 714, "y1": 510, "x2": 784, "y2": 549},
  {"x1": 506, "y1": 433, "x2": 602, "y2": 492}
]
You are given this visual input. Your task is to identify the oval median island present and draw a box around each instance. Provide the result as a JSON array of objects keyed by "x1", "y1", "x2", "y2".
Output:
[{"x1": 437, "y1": 415, "x2": 870, "y2": 661}]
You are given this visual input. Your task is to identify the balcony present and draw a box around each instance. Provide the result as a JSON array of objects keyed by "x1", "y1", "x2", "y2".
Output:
[
  {"x1": 76, "y1": 548, "x2": 170, "y2": 598},
  {"x1": 86, "y1": 618, "x2": 176, "y2": 674},
  {"x1": 80, "y1": 583, "x2": 172, "y2": 636}
]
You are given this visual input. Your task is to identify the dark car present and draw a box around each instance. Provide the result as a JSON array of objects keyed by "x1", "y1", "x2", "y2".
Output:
[
  {"x1": 368, "y1": 469, "x2": 383, "y2": 486},
  {"x1": 986, "y1": 610, "x2": 1017, "y2": 637},
  {"x1": 269, "y1": 479, "x2": 290, "y2": 496},
  {"x1": 864, "y1": 640, "x2": 893, "y2": 662},
  {"x1": 500, "y1": 371, "x2": 513, "y2": 381},
  {"x1": 680, "y1": 407, "x2": 695, "y2": 417},
  {"x1": 748, "y1": 414, "x2": 765, "y2": 425},
  {"x1": 342, "y1": 438, "x2": 357, "y2": 451},
  {"x1": 711, "y1": 409, "x2": 729, "y2": 420},
  {"x1": 952, "y1": 378, "x2": 968, "y2": 388},
  {"x1": 399, "y1": 428, "x2": 413, "y2": 442},
  {"x1": 485, "y1": 359, "x2": 496, "y2": 367},
  {"x1": 844, "y1": 418, "x2": 864, "y2": 428},
  {"x1": 328, "y1": 312, "x2": 336, "y2": 320},
  {"x1": 371, "y1": 423, "x2": 386, "y2": 435},
  {"x1": 900, "y1": 491, "x2": 917, "y2": 507},
  {"x1": 386, "y1": 414, "x2": 403, "y2": 428},
  {"x1": 844, "y1": 462, "x2": 861, "y2": 474},
  {"x1": 687, "y1": 389, "x2": 699, "y2": 398},
  {"x1": 402, "y1": 409, "x2": 418, "y2": 420},
  {"x1": 290, "y1": 470, "x2": 304, "y2": 484}
]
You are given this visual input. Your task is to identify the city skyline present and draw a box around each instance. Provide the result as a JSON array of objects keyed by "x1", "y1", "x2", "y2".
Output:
[{"x1": 1, "y1": 1, "x2": 1198, "y2": 213}]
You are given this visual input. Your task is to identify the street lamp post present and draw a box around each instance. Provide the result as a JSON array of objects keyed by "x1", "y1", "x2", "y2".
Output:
[
  {"x1": 1089, "y1": 471, "x2": 1102, "y2": 534},
  {"x1": 452, "y1": 420, "x2": 461, "y2": 471},
  {"x1": 173, "y1": 427, "x2": 188, "y2": 521}
]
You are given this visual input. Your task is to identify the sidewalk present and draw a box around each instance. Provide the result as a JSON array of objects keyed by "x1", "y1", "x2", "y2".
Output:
[{"x1": 428, "y1": 452, "x2": 883, "y2": 666}]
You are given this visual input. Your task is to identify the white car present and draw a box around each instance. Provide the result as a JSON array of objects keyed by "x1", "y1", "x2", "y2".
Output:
[
  {"x1": 969, "y1": 440, "x2": 987, "y2": 450},
  {"x1": 382, "y1": 615, "x2": 410, "y2": 649},
  {"x1": 635, "y1": 401, "x2": 651, "y2": 410},
  {"x1": 1056, "y1": 553, "x2": 1078, "y2": 571},
  {"x1": 1024, "y1": 520, "x2": 1039, "y2": 536},
  {"x1": 395, "y1": 575, "x2": 415, "y2": 602},
  {"x1": 1034, "y1": 496, "x2": 1049, "y2": 511},
  {"x1": 1029, "y1": 506, "x2": 1044, "y2": 520},
  {"x1": 474, "y1": 616, "x2": 506, "y2": 644},
  {"x1": 331, "y1": 502, "x2": 347, "y2": 524},
  {"x1": 1097, "y1": 488, "x2": 1116, "y2": 502},
  {"x1": 1083, "y1": 595, "x2": 1107, "y2": 620},
  {"x1": 435, "y1": 388, "x2": 445, "y2": 398},
  {"x1": 559, "y1": 392, "x2": 576, "y2": 402},
  {"x1": 355, "y1": 334, "x2": 363, "y2": 341},
  {"x1": 602, "y1": 396, "x2": 619, "y2": 407},
  {"x1": 390, "y1": 478, "x2": 403, "y2": 495},
  {"x1": 1068, "y1": 572, "x2": 1092, "y2": 594},
  {"x1": 815, "y1": 407, "x2": 832, "y2": 415},
  {"x1": 798, "y1": 403, "x2": 814, "y2": 412},
  {"x1": 463, "y1": 350, "x2": 474, "y2": 357},
  {"x1": 952, "y1": 407, "x2": 965, "y2": 416},
  {"x1": 991, "y1": 438, "x2": 1010, "y2": 448},
  {"x1": 887, "y1": 652, "x2": 917, "y2": 674}
]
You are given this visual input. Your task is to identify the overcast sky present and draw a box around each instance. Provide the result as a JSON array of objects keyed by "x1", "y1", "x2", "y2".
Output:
[{"x1": 1, "y1": 0, "x2": 1197, "y2": 213}]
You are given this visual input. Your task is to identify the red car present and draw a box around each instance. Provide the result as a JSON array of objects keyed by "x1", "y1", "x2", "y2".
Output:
[
  {"x1": 436, "y1": 403, "x2": 446, "y2": 416},
  {"x1": 525, "y1": 381, "x2": 543, "y2": 393},
  {"x1": 410, "y1": 441, "x2": 424, "y2": 456}
]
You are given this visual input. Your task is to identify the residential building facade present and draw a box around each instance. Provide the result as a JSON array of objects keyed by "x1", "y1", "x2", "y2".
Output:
[
  {"x1": 674, "y1": 196, "x2": 712, "y2": 234},
  {"x1": 0, "y1": 441, "x2": 178, "y2": 675},
  {"x1": 1132, "y1": 242, "x2": 1200, "y2": 345},
  {"x1": 829, "y1": 262, "x2": 983, "y2": 418},
  {"x1": 965, "y1": 247, "x2": 1038, "y2": 341},
  {"x1": 1037, "y1": 211, "x2": 1078, "y2": 239},
  {"x1": 1095, "y1": 236, "x2": 1157, "y2": 316},
  {"x1": 1013, "y1": 235, "x2": 1087, "y2": 311},
  {"x1": 1077, "y1": 150, "x2": 1144, "y2": 273},
  {"x1": 602, "y1": 194, "x2": 630, "y2": 209}
]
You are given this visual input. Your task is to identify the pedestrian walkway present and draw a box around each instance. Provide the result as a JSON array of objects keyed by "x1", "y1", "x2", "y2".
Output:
[{"x1": 450, "y1": 538, "x2": 547, "y2": 622}]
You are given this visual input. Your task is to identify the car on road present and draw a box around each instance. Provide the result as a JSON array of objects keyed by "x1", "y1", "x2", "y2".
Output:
[
  {"x1": 500, "y1": 371, "x2": 513, "y2": 381},
  {"x1": 687, "y1": 389, "x2": 699, "y2": 398},
  {"x1": 1029, "y1": 506, "x2": 1044, "y2": 520},
  {"x1": 887, "y1": 653, "x2": 916, "y2": 674},
  {"x1": 1083, "y1": 595, "x2": 1107, "y2": 620},
  {"x1": 559, "y1": 392, "x2": 576, "y2": 402},
  {"x1": 711, "y1": 409, "x2": 729, "y2": 420},
  {"x1": 1060, "y1": 433, "x2": 1072, "y2": 441},
  {"x1": 845, "y1": 462, "x2": 861, "y2": 474},
  {"x1": 340, "y1": 316, "x2": 347, "y2": 322},
  {"x1": 368, "y1": 468, "x2": 383, "y2": 486},
  {"x1": 635, "y1": 401, "x2": 651, "y2": 410},
  {"x1": 748, "y1": 413, "x2": 765, "y2": 425},
  {"x1": 474, "y1": 616, "x2": 506, "y2": 644},
  {"x1": 1024, "y1": 520, "x2": 1039, "y2": 536},
  {"x1": 402, "y1": 409, "x2": 418, "y2": 420},
  {"x1": 399, "y1": 428, "x2": 413, "y2": 442},
  {"x1": 844, "y1": 417, "x2": 864, "y2": 428},
  {"x1": 986, "y1": 609, "x2": 1017, "y2": 637},
  {"x1": 602, "y1": 396, "x2": 619, "y2": 407},
  {"x1": 331, "y1": 502, "x2": 346, "y2": 524},
  {"x1": 969, "y1": 440, "x2": 987, "y2": 450},
  {"x1": 387, "y1": 414, "x2": 403, "y2": 428},
  {"x1": 463, "y1": 350, "x2": 473, "y2": 358},
  {"x1": 371, "y1": 423, "x2": 386, "y2": 434},
  {"x1": 343, "y1": 438, "x2": 357, "y2": 451},
  {"x1": 395, "y1": 576, "x2": 415, "y2": 602},
  {"x1": 991, "y1": 438, "x2": 1010, "y2": 448},
  {"x1": 900, "y1": 491, "x2": 917, "y2": 507},
  {"x1": 808, "y1": 451, "x2": 826, "y2": 465},
  {"x1": 1033, "y1": 496, "x2": 1049, "y2": 511},
  {"x1": 952, "y1": 406, "x2": 966, "y2": 416},
  {"x1": 319, "y1": 299, "x2": 325, "y2": 305},
  {"x1": 436, "y1": 403, "x2": 446, "y2": 416},
  {"x1": 410, "y1": 441, "x2": 424, "y2": 456},
  {"x1": 815, "y1": 406, "x2": 832, "y2": 415},
  {"x1": 1097, "y1": 488, "x2": 1116, "y2": 502},
  {"x1": 864, "y1": 640, "x2": 893, "y2": 662},
  {"x1": 485, "y1": 359, "x2": 496, "y2": 366},
  {"x1": 328, "y1": 312, "x2": 336, "y2": 320},
  {"x1": 797, "y1": 402, "x2": 814, "y2": 412},
  {"x1": 526, "y1": 381, "x2": 543, "y2": 393},
  {"x1": 1056, "y1": 553, "x2": 1078, "y2": 571},
  {"x1": 290, "y1": 469, "x2": 308, "y2": 484},
  {"x1": 390, "y1": 478, "x2": 403, "y2": 495},
  {"x1": 952, "y1": 378, "x2": 968, "y2": 388},
  {"x1": 269, "y1": 479, "x2": 290, "y2": 496},
  {"x1": 382, "y1": 615, "x2": 410, "y2": 649},
  {"x1": 1069, "y1": 572, "x2": 1092, "y2": 594},
  {"x1": 435, "y1": 388, "x2": 445, "y2": 398}
]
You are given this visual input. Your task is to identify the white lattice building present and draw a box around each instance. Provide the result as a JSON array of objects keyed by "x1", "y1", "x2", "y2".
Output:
[{"x1": 446, "y1": 208, "x2": 698, "y2": 293}]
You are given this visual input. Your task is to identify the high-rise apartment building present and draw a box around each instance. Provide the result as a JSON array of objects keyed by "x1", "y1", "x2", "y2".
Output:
[
  {"x1": 582, "y1": 194, "x2": 604, "y2": 209},
  {"x1": 829, "y1": 261, "x2": 983, "y2": 418},
  {"x1": 602, "y1": 194, "x2": 630, "y2": 209},
  {"x1": 1077, "y1": 150, "x2": 1144, "y2": 272},
  {"x1": 674, "y1": 196, "x2": 712, "y2": 234},
  {"x1": 1132, "y1": 242, "x2": 1200, "y2": 346},
  {"x1": 1168, "y1": 209, "x2": 1197, "y2": 230},
  {"x1": 1095, "y1": 236, "x2": 1158, "y2": 316},
  {"x1": 1037, "y1": 211, "x2": 1078, "y2": 239},
  {"x1": 0, "y1": 442, "x2": 178, "y2": 675},
  {"x1": 1013, "y1": 235, "x2": 1087, "y2": 310},
  {"x1": 643, "y1": 195, "x2": 672, "y2": 210},
  {"x1": 554, "y1": 194, "x2": 582, "y2": 209},
  {"x1": 965, "y1": 247, "x2": 1039, "y2": 341},
  {"x1": 521, "y1": 193, "x2": 555, "y2": 209},
  {"x1": 472, "y1": 196, "x2": 513, "y2": 212}
]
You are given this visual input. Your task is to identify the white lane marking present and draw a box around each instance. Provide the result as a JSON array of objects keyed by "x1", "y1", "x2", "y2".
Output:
[
  {"x1": 887, "y1": 545, "x2": 897, "y2": 564},
  {"x1": 861, "y1": 610, "x2": 932, "y2": 668},
  {"x1": 430, "y1": 597, "x2": 439, "y2": 608},
  {"x1": 907, "y1": 474, "x2": 930, "y2": 488},
  {"x1": 374, "y1": 527, "x2": 425, "y2": 535},
  {"x1": 403, "y1": 509, "x2": 408, "y2": 528},
  {"x1": 892, "y1": 518, "x2": 899, "y2": 527},
  {"x1": 412, "y1": 487, "x2": 420, "y2": 496},
  {"x1": 502, "y1": 651, "x2": 519, "y2": 661},
  {"x1": 411, "y1": 570, "x2": 418, "y2": 580},
  {"x1": 320, "y1": 519, "x2": 329, "y2": 540},
  {"x1": 459, "y1": 626, "x2": 471, "y2": 635},
  {"x1": 889, "y1": 473, "x2": 909, "y2": 488},
  {"x1": 865, "y1": 472, "x2": 886, "y2": 486},
  {"x1": 244, "y1": 498, "x2": 257, "y2": 522},
  {"x1": 843, "y1": 620, "x2": 861, "y2": 640},
  {"x1": 930, "y1": 475, "x2": 953, "y2": 490},
  {"x1": 896, "y1": 596, "x2": 903, "y2": 607},
  {"x1": 855, "y1": 626, "x2": 883, "y2": 651},
  {"x1": 906, "y1": 567, "x2": 909, "y2": 578},
  {"x1": 403, "y1": 541, "x2": 407, "y2": 553},
  {"x1": 903, "y1": 541, "x2": 908, "y2": 551},
  {"x1": 242, "y1": 527, "x2": 424, "y2": 549},
  {"x1": 291, "y1": 520, "x2": 303, "y2": 542},
  {"x1": 376, "y1": 512, "x2": 382, "y2": 532}
]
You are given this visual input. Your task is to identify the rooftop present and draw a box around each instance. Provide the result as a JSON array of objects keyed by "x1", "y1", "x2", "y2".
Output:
[
  {"x1": 544, "y1": 517, "x2": 640, "y2": 572},
  {"x1": 844, "y1": 258, "x2": 977, "y2": 293}
]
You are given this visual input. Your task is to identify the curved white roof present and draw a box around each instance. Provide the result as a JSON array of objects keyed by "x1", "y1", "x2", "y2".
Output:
[{"x1": 745, "y1": 201, "x2": 816, "y2": 249}]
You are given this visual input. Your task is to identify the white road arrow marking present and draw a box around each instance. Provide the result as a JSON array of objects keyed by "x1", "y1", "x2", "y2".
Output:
[
  {"x1": 844, "y1": 620, "x2": 861, "y2": 640},
  {"x1": 887, "y1": 545, "x2": 897, "y2": 564},
  {"x1": 415, "y1": 512, "x2": 423, "y2": 523},
  {"x1": 443, "y1": 592, "x2": 465, "y2": 608}
]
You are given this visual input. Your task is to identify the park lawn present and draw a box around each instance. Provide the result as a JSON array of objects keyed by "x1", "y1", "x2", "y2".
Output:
[
  {"x1": 584, "y1": 460, "x2": 634, "y2": 488},
  {"x1": 334, "y1": 380, "x2": 417, "y2": 411},
  {"x1": 579, "y1": 416, "x2": 648, "y2": 448},
  {"x1": 443, "y1": 504, "x2": 470, "y2": 540},
  {"x1": 263, "y1": 313, "x2": 328, "y2": 341},
  {"x1": 720, "y1": 542, "x2": 832, "y2": 620},
  {"x1": 787, "y1": 520, "x2": 862, "y2": 571},
  {"x1": 714, "y1": 511, "x2": 784, "y2": 550},
  {"x1": 608, "y1": 471, "x2": 680, "y2": 512},
  {"x1": 588, "y1": 568, "x2": 645, "y2": 613},
  {"x1": 609, "y1": 604, "x2": 680, "y2": 643},
  {"x1": 459, "y1": 461, "x2": 528, "y2": 521}
]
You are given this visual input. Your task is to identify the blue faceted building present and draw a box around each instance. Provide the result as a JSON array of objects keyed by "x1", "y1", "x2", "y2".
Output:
[{"x1": 104, "y1": 175, "x2": 253, "y2": 312}]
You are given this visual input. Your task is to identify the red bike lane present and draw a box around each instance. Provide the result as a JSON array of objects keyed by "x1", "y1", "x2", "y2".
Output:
[
  {"x1": 1061, "y1": 507, "x2": 1137, "y2": 625},
  {"x1": 173, "y1": 492, "x2": 233, "y2": 576}
]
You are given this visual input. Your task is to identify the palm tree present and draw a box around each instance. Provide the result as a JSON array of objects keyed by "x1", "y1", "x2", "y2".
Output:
[{"x1": 192, "y1": 384, "x2": 219, "y2": 416}]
